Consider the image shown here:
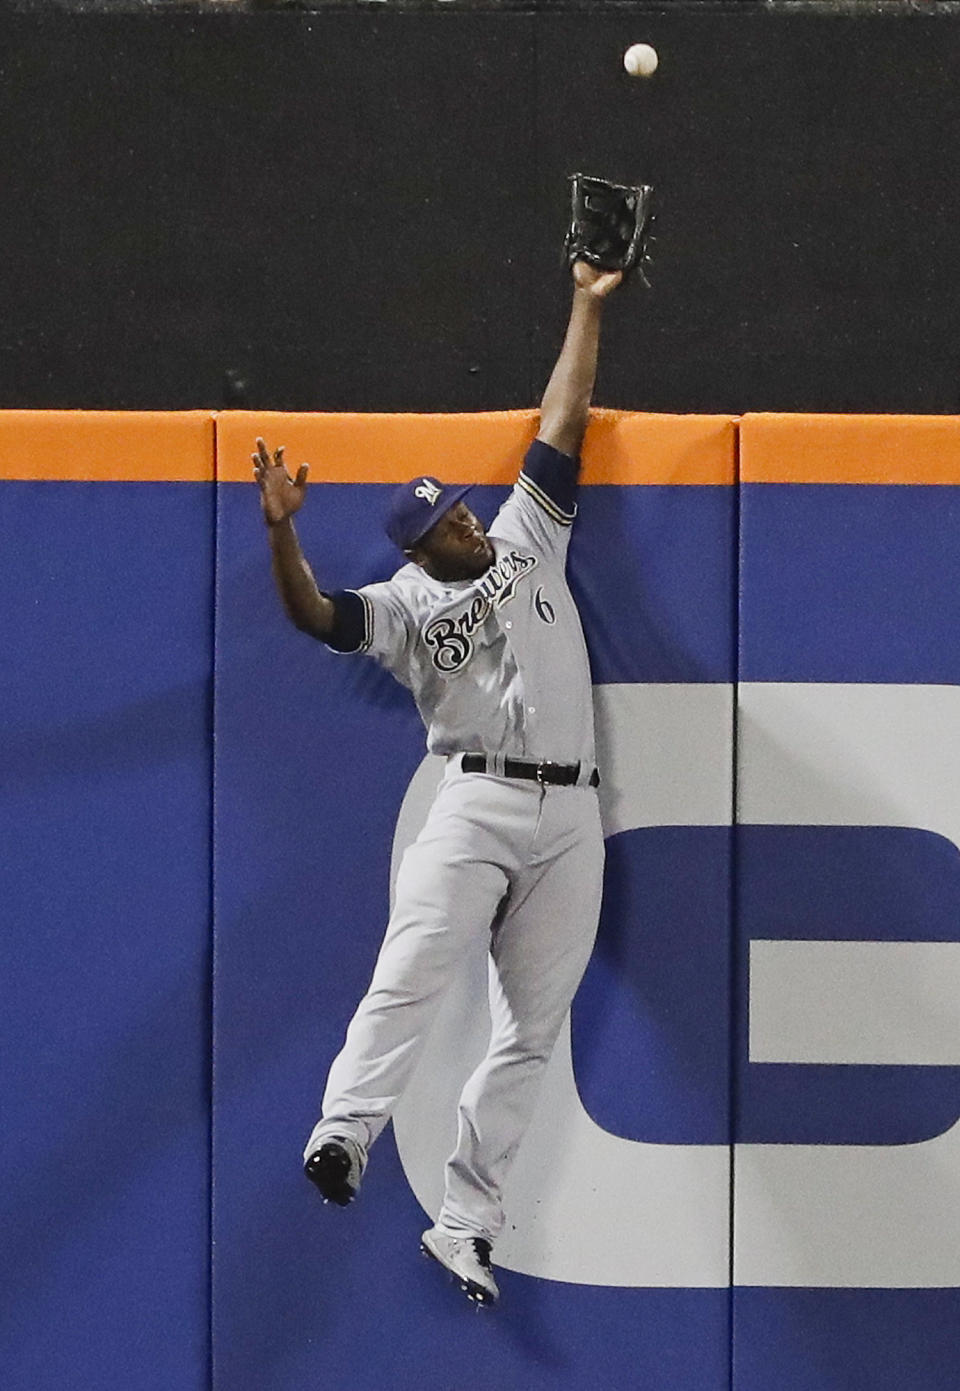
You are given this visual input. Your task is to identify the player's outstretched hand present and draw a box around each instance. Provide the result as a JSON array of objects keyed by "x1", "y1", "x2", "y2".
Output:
[
  {"x1": 253, "y1": 437, "x2": 309, "y2": 525},
  {"x1": 572, "y1": 261, "x2": 623, "y2": 299}
]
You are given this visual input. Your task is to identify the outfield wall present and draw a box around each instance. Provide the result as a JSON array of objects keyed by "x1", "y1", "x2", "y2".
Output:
[{"x1": 3, "y1": 409, "x2": 960, "y2": 1389}]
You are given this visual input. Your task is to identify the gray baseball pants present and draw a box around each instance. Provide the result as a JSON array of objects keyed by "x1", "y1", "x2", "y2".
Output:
[{"x1": 306, "y1": 762, "x2": 604, "y2": 1242}]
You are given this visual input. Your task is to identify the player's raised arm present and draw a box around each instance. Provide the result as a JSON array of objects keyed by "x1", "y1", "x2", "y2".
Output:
[
  {"x1": 253, "y1": 437, "x2": 335, "y2": 640},
  {"x1": 536, "y1": 262, "x2": 622, "y2": 459}
]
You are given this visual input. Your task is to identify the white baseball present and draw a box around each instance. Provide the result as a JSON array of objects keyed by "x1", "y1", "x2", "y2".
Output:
[{"x1": 623, "y1": 43, "x2": 658, "y2": 78}]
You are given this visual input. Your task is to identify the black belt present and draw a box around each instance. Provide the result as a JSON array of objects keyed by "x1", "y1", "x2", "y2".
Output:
[{"x1": 460, "y1": 754, "x2": 599, "y2": 788}]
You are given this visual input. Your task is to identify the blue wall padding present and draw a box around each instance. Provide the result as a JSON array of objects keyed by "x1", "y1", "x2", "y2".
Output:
[
  {"x1": 570, "y1": 485, "x2": 737, "y2": 682},
  {"x1": 0, "y1": 482, "x2": 213, "y2": 1391},
  {"x1": 733, "y1": 1290, "x2": 960, "y2": 1391},
  {"x1": 739, "y1": 484, "x2": 960, "y2": 682},
  {"x1": 212, "y1": 479, "x2": 735, "y2": 1390}
]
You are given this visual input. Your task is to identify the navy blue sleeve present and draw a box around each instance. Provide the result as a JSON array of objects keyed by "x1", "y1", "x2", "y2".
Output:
[
  {"x1": 517, "y1": 438, "x2": 579, "y2": 522},
  {"x1": 322, "y1": 590, "x2": 369, "y2": 654}
]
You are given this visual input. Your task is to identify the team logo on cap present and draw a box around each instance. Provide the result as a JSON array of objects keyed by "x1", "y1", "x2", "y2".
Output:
[{"x1": 414, "y1": 479, "x2": 442, "y2": 506}]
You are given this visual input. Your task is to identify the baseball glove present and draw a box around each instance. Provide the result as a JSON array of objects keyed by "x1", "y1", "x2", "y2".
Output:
[{"x1": 563, "y1": 172, "x2": 655, "y2": 284}]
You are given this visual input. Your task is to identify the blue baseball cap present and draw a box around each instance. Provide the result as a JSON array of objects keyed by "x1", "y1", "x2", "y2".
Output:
[{"x1": 385, "y1": 476, "x2": 474, "y2": 551}]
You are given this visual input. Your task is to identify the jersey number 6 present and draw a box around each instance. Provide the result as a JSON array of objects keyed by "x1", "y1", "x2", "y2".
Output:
[{"x1": 535, "y1": 586, "x2": 556, "y2": 625}]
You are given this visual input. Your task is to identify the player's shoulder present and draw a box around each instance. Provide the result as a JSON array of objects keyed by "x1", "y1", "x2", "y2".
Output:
[
  {"x1": 391, "y1": 560, "x2": 422, "y2": 586},
  {"x1": 488, "y1": 528, "x2": 544, "y2": 561},
  {"x1": 351, "y1": 564, "x2": 418, "y2": 619},
  {"x1": 488, "y1": 510, "x2": 562, "y2": 569},
  {"x1": 362, "y1": 560, "x2": 421, "y2": 595}
]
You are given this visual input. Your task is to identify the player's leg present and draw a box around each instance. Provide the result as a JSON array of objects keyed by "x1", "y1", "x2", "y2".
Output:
[
  {"x1": 305, "y1": 774, "x2": 520, "y2": 1171},
  {"x1": 436, "y1": 786, "x2": 604, "y2": 1240}
]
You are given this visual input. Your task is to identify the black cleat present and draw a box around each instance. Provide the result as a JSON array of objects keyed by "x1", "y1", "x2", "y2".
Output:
[{"x1": 303, "y1": 1137, "x2": 364, "y2": 1207}]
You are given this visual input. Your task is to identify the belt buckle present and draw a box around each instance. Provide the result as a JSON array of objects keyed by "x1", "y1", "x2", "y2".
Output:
[{"x1": 535, "y1": 761, "x2": 548, "y2": 785}]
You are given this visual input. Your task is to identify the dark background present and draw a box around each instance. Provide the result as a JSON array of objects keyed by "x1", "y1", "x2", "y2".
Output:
[
  {"x1": 1, "y1": 2, "x2": 958, "y2": 414},
  {"x1": 4, "y1": 10, "x2": 960, "y2": 1388}
]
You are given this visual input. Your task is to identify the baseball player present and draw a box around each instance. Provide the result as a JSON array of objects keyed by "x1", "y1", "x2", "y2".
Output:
[{"x1": 255, "y1": 259, "x2": 623, "y2": 1306}]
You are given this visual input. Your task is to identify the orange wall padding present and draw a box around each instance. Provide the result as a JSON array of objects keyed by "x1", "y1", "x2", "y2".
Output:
[
  {"x1": 0, "y1": 411, "x2": 215, "y2": 481},
  {"x1": 7, "y1": 410, "x2": 960, "y2": 487},
  {"x1": 0, "y1": 409, "x2": 736, "y2": 485},
  {"x1": 216, "y1": 409, "x2": 737, "y2": 486},
  {"x1": 741, "y1": 413, "x2": 960, "y2": 484}
]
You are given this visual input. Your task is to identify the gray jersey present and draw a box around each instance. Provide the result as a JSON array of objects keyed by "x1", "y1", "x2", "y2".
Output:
[{"x1": 334, "y1": 441, "x2": 596, "y2": 766}]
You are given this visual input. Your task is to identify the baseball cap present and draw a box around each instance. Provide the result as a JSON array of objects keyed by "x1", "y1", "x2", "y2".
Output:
[{"x1": 385, "y1": 476, "x2": 473, "y2": 551}]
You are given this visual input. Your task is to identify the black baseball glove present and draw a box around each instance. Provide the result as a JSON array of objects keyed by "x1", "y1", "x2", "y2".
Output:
[{"x1": 563, "y1": 173, "x2": 655, "y2": 284}]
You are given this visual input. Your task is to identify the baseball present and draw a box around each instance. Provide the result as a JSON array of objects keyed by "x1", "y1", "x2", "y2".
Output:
[{"x1": 623, "y1": 42, "x2": 658, "y2": 78}]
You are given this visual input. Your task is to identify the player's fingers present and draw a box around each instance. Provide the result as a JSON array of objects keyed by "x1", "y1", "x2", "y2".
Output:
[
  {"x1": 255, "y1": 437, "x2": 271, "y2": 467},
  {"x1": 294, "y1": 463, "x2": 309, "y2": 488},
  {"x1": 275, "y1": 444, "x2": 295, "y2": 482}
]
